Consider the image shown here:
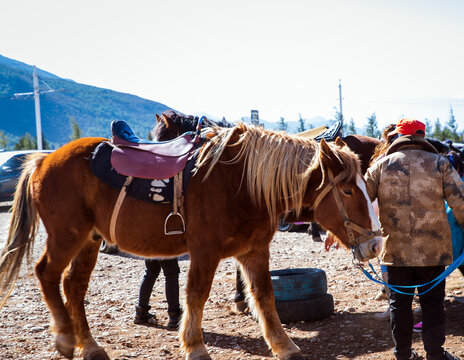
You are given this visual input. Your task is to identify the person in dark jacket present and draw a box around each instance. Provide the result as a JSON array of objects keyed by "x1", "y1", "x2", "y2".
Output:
[
  {"x1": 134, "y1": 258, "x2": 182, "y2": 329},
  {"x1": 365, "y1": 118, "x2": 462, "y2": 360}
]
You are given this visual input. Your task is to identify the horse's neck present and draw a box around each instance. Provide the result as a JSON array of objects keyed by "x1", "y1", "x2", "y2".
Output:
[{"x1": 306, "y1": 166, "x2": 325, "y2": 204}]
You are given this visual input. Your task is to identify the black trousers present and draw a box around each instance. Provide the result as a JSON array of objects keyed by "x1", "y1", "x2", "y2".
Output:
[
  {"x1": 387, "y1": 266, "x2": 446, "y2": 360},
  {"x1": 138, "y1": 258, "x2": 181, "y2": 314}
]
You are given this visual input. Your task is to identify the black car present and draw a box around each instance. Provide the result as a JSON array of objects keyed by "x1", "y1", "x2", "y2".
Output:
[{"x1": 0, "y1": 150, "x2": 53, "y2": 202}]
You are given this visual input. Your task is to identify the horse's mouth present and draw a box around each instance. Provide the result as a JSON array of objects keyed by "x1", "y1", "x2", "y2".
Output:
[{"x1": 356, "y1": 237, "x2": 382, "y2": 261}]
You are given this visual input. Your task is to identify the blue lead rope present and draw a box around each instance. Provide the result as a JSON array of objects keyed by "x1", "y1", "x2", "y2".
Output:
[{"x1": 357, "y1": 251, "x2": 464, "y2": 296}]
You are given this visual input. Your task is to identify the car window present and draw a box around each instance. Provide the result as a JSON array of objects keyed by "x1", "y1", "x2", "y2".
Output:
[{"x1": 1, "y1": 155, "x2": 27, "y2": 172}]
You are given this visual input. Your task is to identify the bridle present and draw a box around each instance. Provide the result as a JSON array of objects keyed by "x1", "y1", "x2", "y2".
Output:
[{"x1": 311, "y1": 167, "x2": 381, "y2": 250}]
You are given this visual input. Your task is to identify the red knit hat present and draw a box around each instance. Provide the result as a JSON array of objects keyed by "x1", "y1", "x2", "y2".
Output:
[{"x1": 388, "y1": 118, "x2": 426, "y2": 137}]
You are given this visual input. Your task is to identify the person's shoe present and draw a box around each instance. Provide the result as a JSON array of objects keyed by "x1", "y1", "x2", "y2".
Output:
[
  {"x1": 442, "y1": 351, "x2": 461, "y2": 360},
  {"x1": 374, "y1": 306, "x2": 390, "y2": 321},
  {"x1": 374, "y1": 287, "x2": 388, "y2": 301},
  {"x1": 167, "y1": 310, "x2": 182, "y2": 329},
  {"x1": 134, "y1": 305, "x2": 156, "y2": 325},
  {"x1": 413, "y1": 321, "x2": 422, "y2": 333}
]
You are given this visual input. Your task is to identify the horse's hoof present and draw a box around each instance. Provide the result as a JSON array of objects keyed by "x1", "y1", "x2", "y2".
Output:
[
  {"x1": 55, "y1": 334, "x2": 75, "y2": 359},
  {"x1": 186, "y1": 349, "x2": 212, "y2": 360},
  {"x1": 282, "y1": 353, "x2": 305, "y2": 360},
  {"x1": 235, "y1": 300, "x2": 249, "y2": 313},
  {"x1": 83, "y1": 348, "x2": 111, "y2": 360}
]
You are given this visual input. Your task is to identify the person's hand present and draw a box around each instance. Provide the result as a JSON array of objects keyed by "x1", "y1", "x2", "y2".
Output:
[{"x1": 324, "y1": 234, "x2": 339, "y2": 252}]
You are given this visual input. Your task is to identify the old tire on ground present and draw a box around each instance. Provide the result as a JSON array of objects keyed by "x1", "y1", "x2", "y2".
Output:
[
  {"x1": 278, "y1": 217, "x2": 295, "y2": 232},
  {"x1": 275, "y1": 293, "x2": 334, "y2": 323},
  {"x1": 271, "y1": 268, "x2": 327, "y2": 301},
  {"x1": 99, "y1": 239, "x2": 119, "y2": 254}
]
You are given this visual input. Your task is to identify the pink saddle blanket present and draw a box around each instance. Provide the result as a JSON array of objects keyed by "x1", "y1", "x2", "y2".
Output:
[{"x1": 110, "y1": 134, "x2": 198, "y2": 180}]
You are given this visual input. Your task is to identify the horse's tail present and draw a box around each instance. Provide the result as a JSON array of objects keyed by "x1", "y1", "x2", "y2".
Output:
[{"x1": 0, "y1": 154, "x2": 43, "y2": 307}]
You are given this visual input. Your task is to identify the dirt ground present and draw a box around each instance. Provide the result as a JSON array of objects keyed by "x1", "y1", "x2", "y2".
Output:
[{"x1": 0, "y1": 206, "x2": 463, "y2": 360}]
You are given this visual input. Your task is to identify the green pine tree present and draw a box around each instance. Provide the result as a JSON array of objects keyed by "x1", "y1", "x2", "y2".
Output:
[
  {"x1": 424, "y1": 118, "x2": 432, "y2": 138},
  {"x1": 347, "y1": 118, "x2": 356, "y2": 135},
  {"x1": 297, "y1": 114, "x2": 306, "y2": 132},
  {"x1": 433, "y1": 118, "x2": 443, "y2": 140},
  {"x1": 445, "y1": 105, "x2": 459, "y2": 142},
  {"x1": 14, "y1": 132, "x2": 51, "y2": 150},
  {"x1": 0, "y1": 130, "x2": 9, "y2": 149},
  {"x1": 69, "y1": 117, "x2": 83, "y2": 141},
  {"x1": 277, "y1": 117, "x2": 288, "y2": 132},
  {"x1": 14, "y1": 133, "x2": 36, "y2": 150},
  {"x1": 364, "y1": 113, "x2": 380, "y2": 138}
]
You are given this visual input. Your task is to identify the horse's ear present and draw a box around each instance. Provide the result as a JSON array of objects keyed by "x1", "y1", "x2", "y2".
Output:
[
  {"x1": 319, "y1": 138, "x2": 331, "y2": 156},
  {"x1": 335, "y1": 137, "x2": 347, "y2": 148},
  {"x1": 155, "y1": 114, "x2": 161, "y2": 123},
  {"x1": 320, "y1": 138, "x2": 339, "y2": 166},
  {"x1": 159, "y1": 114, "x2": 170, "y2": 128}
]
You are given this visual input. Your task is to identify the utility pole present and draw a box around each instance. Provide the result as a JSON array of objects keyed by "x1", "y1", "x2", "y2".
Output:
[
  {"x1": 338, "y1": 79, "x2": 344, "y2": 124},
  {"x1": 13, "y1": 66, "x2": 58, "y2": 150},
  {"x1": 33, "y1": 66, "x2": 43, "y2": 149}
]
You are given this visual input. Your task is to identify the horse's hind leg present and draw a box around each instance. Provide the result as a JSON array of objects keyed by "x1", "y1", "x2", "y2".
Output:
[
  {"x1": 180, "y1": 252, "x2": 219, "y2": 360},
  {"x1": 237, "y1": 251, "x2": 303, "y2": 360},
  {"x1": 63, "y1": 231, "x2": 110, "y2": 360},
  {"x1": 35, "y1": 229, "x2": 92, "y2": 359}
]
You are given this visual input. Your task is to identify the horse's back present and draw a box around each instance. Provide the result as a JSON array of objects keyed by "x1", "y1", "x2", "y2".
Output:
[{"x1": 31, "y1": 137, "x2": 109, "y2": 219}]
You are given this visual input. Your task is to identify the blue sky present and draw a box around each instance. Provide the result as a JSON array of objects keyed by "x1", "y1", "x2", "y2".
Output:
[{"x1": 1, "y1": 0, "x2": 463, "y2": 131}]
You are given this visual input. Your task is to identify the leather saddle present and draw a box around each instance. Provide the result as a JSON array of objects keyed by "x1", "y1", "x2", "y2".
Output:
[
  {"x1": 313, "y1": 121, "x2": 342, "y2": 142},
  {"x1": 110, "y1": 120, "x2": 200, "y2": 180},
  {"x1": 296, "y1": 121, "x2": 342, "y2": 142}
]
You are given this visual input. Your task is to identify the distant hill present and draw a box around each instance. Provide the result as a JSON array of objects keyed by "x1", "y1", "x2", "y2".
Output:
[
  {"x1": 0, "y1": 55, "x2": 172, "y2": 148},
  {"x1": 0, "y1": 54, "x2": 362, "y2": 149}
]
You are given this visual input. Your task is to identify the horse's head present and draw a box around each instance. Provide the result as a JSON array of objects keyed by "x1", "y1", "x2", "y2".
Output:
[
  {"x1": 152, "y1": 110, "x2": 217, "y2": 141},
  {"x1": 152, "y1": 110, "x2": 198, "y2": 141},
  {"x1": 308, "y1": 138, "x2": 382, "y2": 262}
]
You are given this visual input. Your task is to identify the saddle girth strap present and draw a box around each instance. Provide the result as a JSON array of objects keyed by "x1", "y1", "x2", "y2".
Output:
[{"x1": 109, "y1": 176, "x2": 134, "y2": 243}]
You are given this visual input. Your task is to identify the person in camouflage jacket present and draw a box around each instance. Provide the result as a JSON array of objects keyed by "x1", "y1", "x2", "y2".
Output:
[{"x1": 365, "y1": 118, "x2": 462, "y2": 360}]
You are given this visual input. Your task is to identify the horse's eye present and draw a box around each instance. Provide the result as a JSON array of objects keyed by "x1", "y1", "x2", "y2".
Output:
[{"x1": 342, "y1": 188, "x2": 353, "y2": 196}]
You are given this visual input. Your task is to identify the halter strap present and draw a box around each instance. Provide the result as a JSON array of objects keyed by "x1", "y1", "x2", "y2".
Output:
[{"x1": 312, "y1": 168, "x2": 381, "y2": 247}]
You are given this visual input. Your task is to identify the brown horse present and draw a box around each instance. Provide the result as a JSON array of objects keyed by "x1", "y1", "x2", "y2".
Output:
[
  {"x1": 153, "y1": 111, "x2": 382, "y2": 305},
  {"x1": 0, "y1": 120, "x2": 381, "y2": 360}
]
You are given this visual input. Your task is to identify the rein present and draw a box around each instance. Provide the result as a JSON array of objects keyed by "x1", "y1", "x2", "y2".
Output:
[
  {"x1": 354, "y1": 252, "x2": 464, "y2": 296},
  {"x1": 312, "y1": 168, "x2": 381, "y2": 248}
]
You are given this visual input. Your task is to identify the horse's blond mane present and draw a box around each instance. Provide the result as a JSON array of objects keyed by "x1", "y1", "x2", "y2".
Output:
[
  {"x1": 196, "y1": 123, "x2": 360, "y2": 227},
  {"x1": 196, "y1": 124, "x2": 315, "y2": 222}
]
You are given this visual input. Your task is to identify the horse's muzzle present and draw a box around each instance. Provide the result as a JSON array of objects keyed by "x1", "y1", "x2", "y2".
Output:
[{"x1": 355, "y1": 237, "x2": 382, "y2": 261}]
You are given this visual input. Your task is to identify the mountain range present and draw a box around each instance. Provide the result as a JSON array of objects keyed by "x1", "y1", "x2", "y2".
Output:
[{"x1": 0, "y1": 54, "x2": 332, "y2": 149}]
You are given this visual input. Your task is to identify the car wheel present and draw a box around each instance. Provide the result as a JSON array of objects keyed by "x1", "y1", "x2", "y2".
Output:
[
  {"x1": 271, "y1": 268, "x2": 327, "y2": 301},
  {"x1": 99, "y1": 239, "x2": 119, "y2": 254},
  {"x1": 275, "y1": 293, "x2": 334, "y2": 323}
]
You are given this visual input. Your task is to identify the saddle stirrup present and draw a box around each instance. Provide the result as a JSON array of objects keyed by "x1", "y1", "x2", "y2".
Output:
[{"x1": 164, "y1": 172, "x2": 186, "y2": 235}]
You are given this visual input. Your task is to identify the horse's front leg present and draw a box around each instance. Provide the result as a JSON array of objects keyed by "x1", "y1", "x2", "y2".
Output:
[
  {"x1": 237, "y1": 250, "x2": 303, "y2": 360},
  {"x1": 180, "y1": 252, "x2": 219, "y2": 360}
]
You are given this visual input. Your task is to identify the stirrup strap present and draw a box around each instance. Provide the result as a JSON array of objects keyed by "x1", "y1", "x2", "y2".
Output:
[
  {"x1": 109, "y1": 176, "x2": 133, "y2": 243},
  {"x1": 164, "y1": 172, "x2": 186, "y2": 235}
]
